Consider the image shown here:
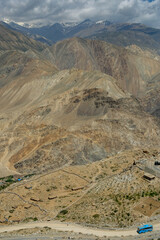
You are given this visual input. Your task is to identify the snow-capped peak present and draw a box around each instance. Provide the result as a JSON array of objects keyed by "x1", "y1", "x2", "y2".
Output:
[
  {"x1": 96, "y1": 20, "x2": 105, "y2": 24},
  {"x1": 3, "y1": 18, "x2": 11, "y2": 24},
  {"x1": 61, "y1": 22, "x2": 78, "y2": 27}
]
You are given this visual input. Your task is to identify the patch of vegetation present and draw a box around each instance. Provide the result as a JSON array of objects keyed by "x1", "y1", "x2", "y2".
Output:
[
  {"x1": 23, "y1": 217, "x2": 38, "y2": 222},
  {"x1": 93, "y1": 214, "x2": 100, "y2": 219},
  {"x1": 57, "y1": 209, "x2": 69, "y2": 219},
  {"x1": 0, "y1": 183, "x2": 10, "y2": 191},
  {"x1": 95, "y1": 174, "x2": 105, "y2": 180},
  {"x1": 5, "y1": 175, "x2": 14, "y2": 183},
  {"x1": 110, "y1": 165, "x2": 119, "y2": 172},
  {"x1": 9, "y1": 209, "x2": 15, "y2": 213},
  {"x1": 0, "y1": 177, "x2": 5, "y2": 180},
  {"x1": 24, "y1": 174, "x2": 34, "y2": 178},
  {"x1": 59, "y1": 209, "x2": 68, "y2": 215},
  {"x1": 144, "y1": 190, "x2": 159, "y2": 197},
  {"x1": 111, "y1": 190, "x2": 160, "y2": 205},
  {"x1": 44, "y1": 226, "x2": 51, "y2": 230}
]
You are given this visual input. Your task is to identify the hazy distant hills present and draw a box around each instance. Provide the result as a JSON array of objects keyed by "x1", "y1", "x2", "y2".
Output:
[
  {"x1": 71, "y1": 21, "x2": 160, "y2": 54},
  {"x1": 2, "y1": 19, "x2": 160, "y2": 53},
  {"x1": 91, "y1": 30, "x2": 160, "y2": 54}
]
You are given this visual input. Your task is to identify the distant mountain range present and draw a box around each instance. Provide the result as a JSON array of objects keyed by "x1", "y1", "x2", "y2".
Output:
[{"x1": 1, "y1": 19, "x2": 160, "y2": 53}]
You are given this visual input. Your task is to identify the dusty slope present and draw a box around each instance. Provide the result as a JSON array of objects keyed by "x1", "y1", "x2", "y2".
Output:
[
  {"x1": 0, "y1": 50, "x2": 58, "y2": 89},
  {"x1": 0, "y1": 68, "x2": 124, "y2": 111},
  {"x1": 0, "y1": 24, "x2": 45, "y2": 51},
  {"x1": 141, "y1": 72, "x2": 160, "y2": 117},
  {"x1": 0, "y1": 148, "x2": 160, "y2": 229},
  {"x1": 47, "y1": 38, "x2": 160, "y2": 96},
  {"x1": 1, "y1": 26, "x2": 160, "y2": 229},
  {"x1": 0, "y1": 69, "x2": 127, "y2": 176},
  {"x1": 0, "y1": 68, "x2": 160, "y2": 177},
  {"x1": 91, "y1": 29, "x2": 160, "y2": 54}
]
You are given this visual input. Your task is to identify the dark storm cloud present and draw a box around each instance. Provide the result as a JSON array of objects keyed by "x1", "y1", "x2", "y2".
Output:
[{"x1": 0, "y1": 0, "x2": 160, "y2": 28}]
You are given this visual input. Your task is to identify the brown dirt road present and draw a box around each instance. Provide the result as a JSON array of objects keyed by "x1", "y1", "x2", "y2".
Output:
[{"x1": 0, "y1": 220, "x2": 159, "y2": 237}]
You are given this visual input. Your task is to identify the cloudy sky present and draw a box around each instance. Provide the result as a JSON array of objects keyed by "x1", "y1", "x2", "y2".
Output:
[{"x1": 0, "y1": 0, "x2": 160, "y2": 28}]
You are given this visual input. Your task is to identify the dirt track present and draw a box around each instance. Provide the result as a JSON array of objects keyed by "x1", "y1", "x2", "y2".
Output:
[{"x1": 0, "y1": 220, "x2": 158, "y2": 237}]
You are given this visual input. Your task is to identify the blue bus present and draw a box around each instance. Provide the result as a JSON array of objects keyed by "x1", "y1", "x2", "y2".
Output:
[{"x1": 137, "y1": 224, "x2": 153, "y2": 234}]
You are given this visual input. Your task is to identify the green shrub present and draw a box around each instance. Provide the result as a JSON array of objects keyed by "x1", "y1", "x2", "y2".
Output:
[
  {"x1": 9, "y1": 209, "x2": 14, "y2": 213},
  {"x1": 5, "y1": 175, "x2": 14, "y2": 183},
  {"x1": 23, "y1": 217, "x2": 38, "y2": 222},
  {"x1": 93, "y1": 214, "x2": 100, "y2": 219},
  {"x1": 0, "y1": 183, "x2": 10, "y2": 191},
  {"x1": 60, "y1": 209, "x2": 68, "y2": 215}
]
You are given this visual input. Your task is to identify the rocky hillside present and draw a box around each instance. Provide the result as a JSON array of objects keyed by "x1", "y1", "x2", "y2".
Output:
[
  {"x1": 0, "y1": 24, "x2": 45, "y2": 51},
  {"x1": 1, "y1": 148, "x2": 160, "y2": 228},
  {"x1": 0, "y1": 25, "x2": 160, "y2": 177},
  {"x1": 0, "y1": 67, "x2": 160, "y2": 177},
  {"x1": 0, "y1": 49, "x2": 57, "y2": 88},
  {"x1": 90, "y1": 29, "x2": 160, "y2": 55},
  {"x1": 1, "y1": 24, "x2": 160, "y2": 228},
  {"x1": 47, "y1": 38, "x2": 160, "y2": 97},
  {"x1": 141, "y1": 72, "x2": 160, "y2": 117}
]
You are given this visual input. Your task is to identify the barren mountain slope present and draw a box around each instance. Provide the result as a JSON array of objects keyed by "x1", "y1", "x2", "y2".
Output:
[
  {"x1": 0, "y1": 68, "x2": 160, "y2": 177},
  {"x1": 90, "y1": 30, "x2": 160, "y2": 54},
  {"x1": 141, "y1": 72, "x2": 160, "y2": 117},
  {"x1": 48, "y1": 38, "x2": 160, "y2": 96},
  {"x1": 0, "y1": 148, "x2": 160, "y2": 228},
  {"x1": 0, "y1": 50, "x2": 58, "y2": 89},
  {"x1": 0, "y1": 27, "x2": 159, "y2": 179},
  {"x1": 1, "y1": 26, "x2": 160, "y2": 229},
  {"x1": 0, "y1": 69, "x2": 127, "y2": 176},
  {"x1": 0, "y1": 24, "x2": 45, "y2": 51}
]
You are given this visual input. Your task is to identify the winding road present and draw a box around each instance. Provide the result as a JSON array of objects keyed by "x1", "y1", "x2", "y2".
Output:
[{"x1": 0, "y1": 220, "x2": 160, "y2": 237}]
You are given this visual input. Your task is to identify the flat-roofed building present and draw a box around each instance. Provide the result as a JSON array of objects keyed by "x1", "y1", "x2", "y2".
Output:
[{"x1": 143, "y1": 173, "x2": 155, "y2": 181}]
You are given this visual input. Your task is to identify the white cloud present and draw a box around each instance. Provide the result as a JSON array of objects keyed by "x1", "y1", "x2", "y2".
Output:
[{"x1": 0, "y1": 0, "x2": 159, "y2": 28}]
